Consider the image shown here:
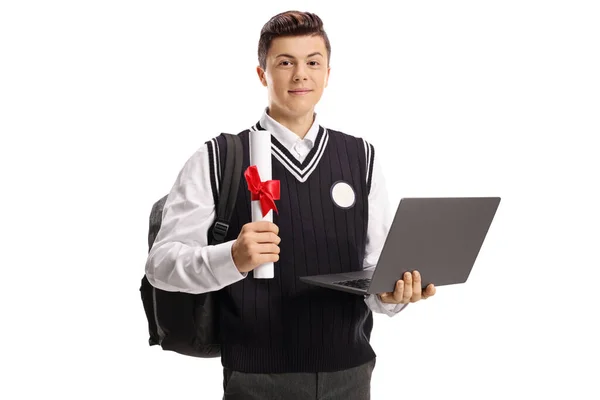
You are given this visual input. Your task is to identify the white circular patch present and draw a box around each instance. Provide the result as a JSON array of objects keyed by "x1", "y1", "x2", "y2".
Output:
[{"x1": 331, "y1": 181, "x2": 356, "y2": 209}]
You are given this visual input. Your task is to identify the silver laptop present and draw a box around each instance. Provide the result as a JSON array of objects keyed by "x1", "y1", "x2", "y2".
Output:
[{"x1": 299, "y1": 197, "x2": 501, "y2": 295}]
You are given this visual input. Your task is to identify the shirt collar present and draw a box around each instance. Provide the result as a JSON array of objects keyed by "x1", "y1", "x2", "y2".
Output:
[{"x1": 259, "y1": 107, "x2": 320, "y2": 152}]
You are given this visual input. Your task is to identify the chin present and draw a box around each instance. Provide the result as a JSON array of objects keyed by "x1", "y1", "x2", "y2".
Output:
[
  {"x1": 287, "y1": 106, "x2": 315, "y2": 117},
  {"x1": 288, "y1": 99, "x2": 317, "y2": 108},
  {"x1": 271, "y1": 98, "x2": 316, "y2": 117}
]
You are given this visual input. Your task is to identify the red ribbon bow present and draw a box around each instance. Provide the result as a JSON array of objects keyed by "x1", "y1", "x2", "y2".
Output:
[{"x1": 244, "y1": 165, "x2": 280, "y2": 217}]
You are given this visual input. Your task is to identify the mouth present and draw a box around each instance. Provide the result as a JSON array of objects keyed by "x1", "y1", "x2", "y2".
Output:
[{"x1": 288, "y1": 89, "x2": 312, "y2": 95}]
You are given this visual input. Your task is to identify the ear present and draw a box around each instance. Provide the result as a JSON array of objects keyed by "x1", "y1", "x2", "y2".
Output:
[
  {"x1": 256, "y1": 66, "x2": 267, "y2": 87},
  {"x1": 324, "y1": 66, "x2": 331, "y2": 88}
]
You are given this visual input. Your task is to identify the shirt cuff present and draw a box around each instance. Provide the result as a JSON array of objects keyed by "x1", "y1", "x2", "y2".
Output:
[
  {"x1": 205, "y1": 240, "x2": 247, "y2": 285},
  {"x1": 364, "y1": 294, "x2": 408, "y2": 317}
]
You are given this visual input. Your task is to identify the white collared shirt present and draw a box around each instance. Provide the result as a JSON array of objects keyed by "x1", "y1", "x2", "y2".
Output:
[{"x1": 145, "y1": 108, "x2": 407, "y2": 316}]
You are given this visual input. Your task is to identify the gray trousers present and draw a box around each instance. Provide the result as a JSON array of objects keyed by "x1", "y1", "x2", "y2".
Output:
[{"x1": 222, "y1": 358, "x2": 376, "y2": 400}]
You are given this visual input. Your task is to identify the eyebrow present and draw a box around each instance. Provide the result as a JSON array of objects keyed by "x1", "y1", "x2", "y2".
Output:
[{"x1": 275, "y1": 52, "x2": 324, "y2": 59}]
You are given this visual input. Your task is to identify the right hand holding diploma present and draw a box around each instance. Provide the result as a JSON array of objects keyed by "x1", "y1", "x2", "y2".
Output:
[{"x1": 231, "y1": 221, "x2": 281, "y2": 273}]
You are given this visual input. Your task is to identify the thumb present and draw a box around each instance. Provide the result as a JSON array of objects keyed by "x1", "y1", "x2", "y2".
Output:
[{"x1": 378, "y1": 292, "x2": 390, "y2": 302}]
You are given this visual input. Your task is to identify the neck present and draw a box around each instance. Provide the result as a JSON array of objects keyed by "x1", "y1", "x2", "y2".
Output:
[{"x1": 267, "y1": 105, "x2": 314, "y2": 139}]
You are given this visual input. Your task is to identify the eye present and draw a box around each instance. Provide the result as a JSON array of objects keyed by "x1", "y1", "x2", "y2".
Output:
[
  {"x1": 279, "y1": 60, "x2": 292, "y2": 66},
  {"x1": 308, "y1": 61, "x2": 319, "y2": 66}
]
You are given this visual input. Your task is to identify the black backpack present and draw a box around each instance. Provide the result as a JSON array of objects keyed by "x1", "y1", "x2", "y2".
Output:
[{"x1": 139, "y1": 133, "x2": 243, "y2": 357}]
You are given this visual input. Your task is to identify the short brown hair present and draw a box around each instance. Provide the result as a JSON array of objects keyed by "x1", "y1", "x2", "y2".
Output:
[{"x1": 258, "y1": 10, "x2": 331, "y2": 70}]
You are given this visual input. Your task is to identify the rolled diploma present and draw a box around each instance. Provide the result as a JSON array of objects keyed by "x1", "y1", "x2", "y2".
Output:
[{"x1": 249, "y1": 129, "x2": 274, "y2": 279}]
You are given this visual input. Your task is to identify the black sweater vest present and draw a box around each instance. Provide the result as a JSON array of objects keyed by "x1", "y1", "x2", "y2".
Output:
[{"x1": 206, "y1": 124, "x2": 376, "y2": 373}]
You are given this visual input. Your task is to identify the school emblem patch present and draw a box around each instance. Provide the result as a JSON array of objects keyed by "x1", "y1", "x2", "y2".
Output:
[{"x1": 330, "y1": 181, "x2": 356, "y2": 209}]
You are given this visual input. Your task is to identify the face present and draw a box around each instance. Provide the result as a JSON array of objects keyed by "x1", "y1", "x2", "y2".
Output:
[{"x1": 257, "y1": 35, "x2": 330, "y2": 119}]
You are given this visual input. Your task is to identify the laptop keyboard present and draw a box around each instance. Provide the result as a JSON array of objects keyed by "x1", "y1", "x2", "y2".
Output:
[{"x1": 332, "y1": 278, "x2": 371, "y2": 290}]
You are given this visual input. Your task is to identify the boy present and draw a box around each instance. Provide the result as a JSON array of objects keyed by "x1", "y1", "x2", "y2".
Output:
[{"x1": 145, "y1": 10, "x2": 436, "y2": 400}]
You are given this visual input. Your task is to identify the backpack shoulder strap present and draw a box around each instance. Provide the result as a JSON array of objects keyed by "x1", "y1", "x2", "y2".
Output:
[
  {"x1": 148, "y1": 134, "x2": 242, "y2": 252},
  {"x1": 211, "y1": 133, "x2": 243, "y2": 244}
]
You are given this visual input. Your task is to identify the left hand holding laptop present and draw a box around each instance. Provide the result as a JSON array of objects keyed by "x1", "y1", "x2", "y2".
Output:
[{"x1": 378, "y1": 271, "x2": 436, "y2": 304}]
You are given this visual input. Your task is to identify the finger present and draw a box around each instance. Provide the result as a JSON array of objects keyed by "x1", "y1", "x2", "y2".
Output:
[
  {"x1": 412, "y1": 271, "x2": 422, "y2": 302},
  {"x1": 255, "y1": 253, "x2": 280, "y2": 265},
  {"x1": 254, "y1": 243, "x2": 280, "y2": 254},
  {"x1": 402, "y1": 272, "x2": 412, "y2": 303},
  {"x1": 251, "y1": 231, "x2": 281, "y2": 244},
  {"x1": 250, "y1": 221, "x2": 279, "y2": 234},
  {"x1": 392, "y1": 280, "x2": 404, "y2": 303},
  {"x1": 422, "y1": 284, "x2": 436, "y2": 299}
]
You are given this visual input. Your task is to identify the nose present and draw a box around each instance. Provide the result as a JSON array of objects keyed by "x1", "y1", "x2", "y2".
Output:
[
  {"x1": 293, "y1": 65, "x2": 308, "y2": 81},
  {"x1": 293, "y1": 74, "x2": 308, "y2": 82}
]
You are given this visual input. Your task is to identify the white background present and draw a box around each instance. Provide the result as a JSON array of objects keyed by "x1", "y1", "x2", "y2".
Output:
[{"x1": 1, "y1": 0, "x2": 599, "y2": 399}]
